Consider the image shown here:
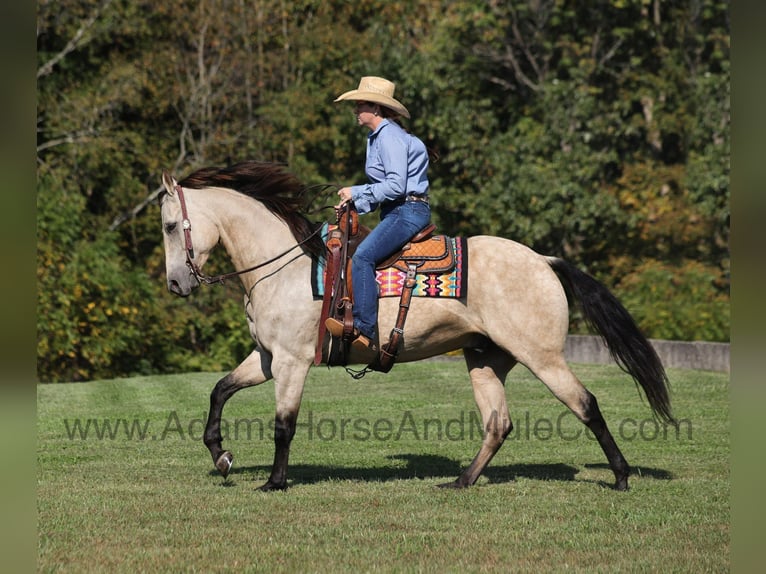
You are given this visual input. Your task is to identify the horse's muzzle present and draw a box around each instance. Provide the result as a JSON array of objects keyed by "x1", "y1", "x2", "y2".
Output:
[{"x1": 167, "y1": 274, "x2": 199, "y2": 297}]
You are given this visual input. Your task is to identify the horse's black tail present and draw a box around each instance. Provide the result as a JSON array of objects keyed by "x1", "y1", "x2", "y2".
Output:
[{"x1": 548, "y1": 257, "x2": 675, "y2": 425}]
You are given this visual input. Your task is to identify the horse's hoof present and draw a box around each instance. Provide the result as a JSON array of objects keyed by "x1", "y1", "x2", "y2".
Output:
[
  {"x1": 258, "y1": 480, "x2": 287, "y2": 492},
  {"x1": 436, "y1": 480, "x2": 468, "y2": 489},
  {"x1": 615, "y1": 477, "x2": 629, "y2": 491},
  {"x1": 215, "y1": 451, "x2": 233, "y2": 478}
]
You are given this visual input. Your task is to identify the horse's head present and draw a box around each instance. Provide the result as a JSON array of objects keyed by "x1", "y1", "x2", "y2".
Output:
[{"x1": 160, "y1": 171, "x2": 219, "y2": 296}]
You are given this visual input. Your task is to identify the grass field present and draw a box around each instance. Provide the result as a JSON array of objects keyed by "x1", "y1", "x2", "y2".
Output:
[{"x1": 37, "y1": 361, "x2": 729, "y2": 572}]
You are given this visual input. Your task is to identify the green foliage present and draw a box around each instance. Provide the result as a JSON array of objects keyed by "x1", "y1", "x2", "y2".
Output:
[
  {"x1": 36, "y1": 231, "x2": 161, "y2": 382},
  {"x1": 37, "y1": 172, "x2": 254, "y2": 382},
  {"x1": 157, "y1": 284, "x2": 256, "y2": 374},
  {"x1": 36, "y1": 0, "x2": 730, "y2": 381},
  {"x1": 615, "y1": 259, "x2": 730, "y2": 342}
]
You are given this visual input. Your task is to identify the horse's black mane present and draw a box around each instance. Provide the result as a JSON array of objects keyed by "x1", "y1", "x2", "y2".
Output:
[{"x1": 178, "y1": 161, "x2": 326, "y2": 260}]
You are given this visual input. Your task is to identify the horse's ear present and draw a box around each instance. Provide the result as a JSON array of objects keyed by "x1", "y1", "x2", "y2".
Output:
[{"x1": 161, "y1": 170, "x2": 177, "y2": 196}]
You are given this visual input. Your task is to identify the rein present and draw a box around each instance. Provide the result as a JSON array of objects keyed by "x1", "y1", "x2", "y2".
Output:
[{"x1": 174, "y1": 183, "x2": 324, "y2": 286}]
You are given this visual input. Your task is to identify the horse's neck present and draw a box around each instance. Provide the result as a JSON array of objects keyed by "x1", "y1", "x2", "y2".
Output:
[{"x1": 208, "y1": 188, "x2": 305, "y2": 279}]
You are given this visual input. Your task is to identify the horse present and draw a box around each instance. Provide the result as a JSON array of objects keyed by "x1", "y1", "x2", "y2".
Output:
[{"x1": 159, "y1": 160, "x2": 674, "y2": 492}]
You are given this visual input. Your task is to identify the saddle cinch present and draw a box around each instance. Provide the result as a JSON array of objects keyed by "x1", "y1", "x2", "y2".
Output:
[{"x1": 315, "y1": 206, "x2": 456, "y2": 374}]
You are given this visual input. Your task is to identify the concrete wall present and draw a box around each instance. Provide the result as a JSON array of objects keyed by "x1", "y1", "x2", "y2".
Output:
[{"x1": 564, "y1": 335, "x2": 729, "y2": 373}]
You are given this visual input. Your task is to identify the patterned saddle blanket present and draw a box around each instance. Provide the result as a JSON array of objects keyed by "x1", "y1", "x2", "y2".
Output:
[{"x1": 312, "y1": 224, "x2": 467, "y2": 299}]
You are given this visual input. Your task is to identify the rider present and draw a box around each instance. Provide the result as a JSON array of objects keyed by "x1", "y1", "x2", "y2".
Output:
[{"x1": 326, "y1": 76, "x2": 432, "y2": 351}]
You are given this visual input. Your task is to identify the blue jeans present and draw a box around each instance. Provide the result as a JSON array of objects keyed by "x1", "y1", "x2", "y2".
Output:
[{"x1": 351, "y1": 200, "x2": 431, "y2": 339}]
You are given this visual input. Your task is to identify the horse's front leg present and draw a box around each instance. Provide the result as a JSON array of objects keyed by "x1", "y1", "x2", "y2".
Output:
[
  {"x1": 258, "y1": 360, "x2": 310, "y2": 491},
  {"x1": 204, "y1": 347, "x2": 273, "y2": 478}
]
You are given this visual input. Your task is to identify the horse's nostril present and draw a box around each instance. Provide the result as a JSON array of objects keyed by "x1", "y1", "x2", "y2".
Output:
[{"x1": 168, "y1": 279, "x2": 182, "y2": 295}]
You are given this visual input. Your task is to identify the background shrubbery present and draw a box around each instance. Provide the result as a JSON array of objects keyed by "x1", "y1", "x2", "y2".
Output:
[{"x1": 37, "y1": 0, "x2": 729, "y2": 381}]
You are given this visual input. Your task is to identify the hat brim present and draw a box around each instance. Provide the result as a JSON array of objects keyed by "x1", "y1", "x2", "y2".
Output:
[{"x1": 334, "y1": 89, "x2": 410, "y2": 119}]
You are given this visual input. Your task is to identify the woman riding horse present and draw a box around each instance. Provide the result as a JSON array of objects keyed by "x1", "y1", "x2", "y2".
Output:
[{"x1": 326, "y1": 76, "x2": 432, "y2": 351}]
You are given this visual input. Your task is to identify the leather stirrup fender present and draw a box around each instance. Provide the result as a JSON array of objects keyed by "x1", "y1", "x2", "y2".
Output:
[
  {"x1": 368, "y1": 263, "x2": 418, "y2": 373},
  {"x1": 315, "y1": 228, "x2": 343, "y2": 365}
]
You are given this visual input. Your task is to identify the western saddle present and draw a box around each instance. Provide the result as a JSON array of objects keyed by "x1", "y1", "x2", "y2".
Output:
[{"x1": 315, "y1": 205, "x2": 456, "y2": 374}]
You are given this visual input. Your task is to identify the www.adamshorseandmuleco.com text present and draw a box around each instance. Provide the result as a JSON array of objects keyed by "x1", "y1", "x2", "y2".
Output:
[{"x1": 62, "y1": 409, "x2": 692, "y2": 443}]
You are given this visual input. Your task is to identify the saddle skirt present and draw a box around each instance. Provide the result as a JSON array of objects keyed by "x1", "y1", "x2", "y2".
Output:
[{"x1": 376, "y1": 233, "x2": 456, "y2": 275}]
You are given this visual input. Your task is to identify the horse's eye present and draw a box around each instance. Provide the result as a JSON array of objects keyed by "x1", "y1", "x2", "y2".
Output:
[{"x1": 165, "y1": 222, "x2": 177, "y2": 234}]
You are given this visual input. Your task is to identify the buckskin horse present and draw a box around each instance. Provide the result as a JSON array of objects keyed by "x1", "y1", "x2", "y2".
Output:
[{"x1": 159, "y1": 161, "x2": 674, "y2": 492}]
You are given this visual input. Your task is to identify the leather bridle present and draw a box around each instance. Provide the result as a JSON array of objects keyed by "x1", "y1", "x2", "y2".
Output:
[{"x1": 173, "y1": 183, "x2": 323, "y2": 286}]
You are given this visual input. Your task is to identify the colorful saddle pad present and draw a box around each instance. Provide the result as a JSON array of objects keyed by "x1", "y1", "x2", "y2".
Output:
[
  {"x1": 376, "y1": 236, "x2": 467, "y2": 297},
  {"x1": 312, "y1": 225, "x2": 467, "y2": 299}
]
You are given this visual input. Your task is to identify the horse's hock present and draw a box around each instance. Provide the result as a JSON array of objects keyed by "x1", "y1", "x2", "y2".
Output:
[{"x1": 564, "y1": 335, "x2": 730, "y2": 373}]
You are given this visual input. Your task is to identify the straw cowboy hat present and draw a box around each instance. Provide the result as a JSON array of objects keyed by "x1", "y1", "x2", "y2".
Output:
[{"x1": 334, "y1": 76, "x2": 410, "y2": 119}]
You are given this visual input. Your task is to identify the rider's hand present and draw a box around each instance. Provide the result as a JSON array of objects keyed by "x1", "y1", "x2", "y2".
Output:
[{"x1": 336, "y1": 187, "x2": 353, "y2": 209}]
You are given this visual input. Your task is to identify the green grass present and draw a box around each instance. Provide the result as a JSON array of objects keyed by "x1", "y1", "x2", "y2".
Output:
[{"x1": 38, "y1": 362, "x2": 729, "y2": 572}]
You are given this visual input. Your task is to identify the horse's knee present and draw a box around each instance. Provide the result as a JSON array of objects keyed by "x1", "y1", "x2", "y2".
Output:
[{"x1": 210, "y1": 373, "x2": 240, "y2": 404}]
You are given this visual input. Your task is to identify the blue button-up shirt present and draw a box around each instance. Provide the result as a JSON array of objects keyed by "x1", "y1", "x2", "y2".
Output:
[{"x1": 350, "y1": 119, "x2": 430, "y2": 214}]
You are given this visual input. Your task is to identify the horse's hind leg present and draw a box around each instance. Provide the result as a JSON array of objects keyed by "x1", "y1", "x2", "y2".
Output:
[
  {"x1": 441, "y1": 345, "x2": 516, "y2": 488},
  {"x1": 204, "y1": 347, "x2": 273, "y2": 478},
  {"x1": 530, "y1": 355, "x2": 630, "y2": 490}
]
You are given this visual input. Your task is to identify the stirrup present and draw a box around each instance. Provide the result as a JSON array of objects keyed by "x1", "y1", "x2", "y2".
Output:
[
  {"x1": 325, "y1": 317, "x2": 351, "y2": 338},
  {"x1": 325, "y1": 318, "x2": 376, "y2": 352},
  {"x1": 351, "y1": 333, "x2": 376, "y2": 352}
]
